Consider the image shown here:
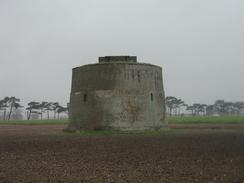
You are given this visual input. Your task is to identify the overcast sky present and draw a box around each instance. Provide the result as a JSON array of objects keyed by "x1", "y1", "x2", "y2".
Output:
[{"x1": 0, "y1": 0, "x2": 243, "y2": 106}]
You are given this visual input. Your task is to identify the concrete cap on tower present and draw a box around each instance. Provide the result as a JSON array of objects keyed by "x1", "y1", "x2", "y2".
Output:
[{"x1": 99, "y1": 56, "x2": 137, "y2": 63}]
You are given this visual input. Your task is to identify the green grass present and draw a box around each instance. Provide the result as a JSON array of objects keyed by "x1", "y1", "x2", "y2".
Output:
[
  {"x1": 0, "y1": 119, "x2": 68, "y2": 125},
  {"x1": 63, "y1": 128, "x2": 176, "y2": 136},
  {"x1": 1, "y1": 116, "x2": 244, "y2": 127},
  {"x1": 168, "y1": 116, "x2": 244, "y2": 124}
]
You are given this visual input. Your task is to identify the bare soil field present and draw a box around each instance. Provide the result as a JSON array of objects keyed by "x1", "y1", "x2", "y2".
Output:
[{"x1": 0, "y1": 124, "x2": 244, "y2": 183}]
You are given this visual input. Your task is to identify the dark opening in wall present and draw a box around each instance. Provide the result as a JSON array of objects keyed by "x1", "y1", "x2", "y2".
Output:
[
  {"x1": 151, "y1": 93, "x2": 154, "y2": 101},
  {"x1": 83, "y1": 94, "x2": 87, "y2": 102}
]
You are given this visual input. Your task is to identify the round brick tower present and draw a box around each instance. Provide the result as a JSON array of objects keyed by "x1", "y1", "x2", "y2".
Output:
[{"x1": 67, "y1": 56, "x2": 166, "y2": 131}]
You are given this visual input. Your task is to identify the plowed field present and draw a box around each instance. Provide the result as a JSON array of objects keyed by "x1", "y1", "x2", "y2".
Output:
[{"x1": 0, "y1": 124, "x2": 244, "y2": 183}]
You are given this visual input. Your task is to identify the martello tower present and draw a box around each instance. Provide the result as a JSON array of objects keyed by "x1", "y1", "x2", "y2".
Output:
[{"x1": 68, "y1": 56, "x2": 166, "y2": 131}]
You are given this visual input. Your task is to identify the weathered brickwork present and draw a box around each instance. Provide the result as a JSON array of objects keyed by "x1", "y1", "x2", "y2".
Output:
[{"x1": 67, "y1": 56, "x2": 167, "y2": 131}]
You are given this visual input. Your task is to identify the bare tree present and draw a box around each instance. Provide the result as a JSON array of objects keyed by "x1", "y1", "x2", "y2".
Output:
[
  {"x1": 166, "y1": 96, "x2": 186, "y2": 116},
  {"x1": 52, "y1": 102, "x2": 60, "y2": 119},
  {"x1": 166, "y1": 96, "x2": 177, "y2": 116},
  {"x1": 26, "y1": 102, "x2": 40, "y2": 120},
  {"x1": 56, "y1": 105, "x2": 68, "y2": 119},
  {"x1": 0, "y1": 99, "x2": 7, "y2": 120},
  {"x1": 174, "y1": 99, "x2": 185, "y2": 116},
  {"x1": 3, "y1": 97, "x2": 22, "y2": 120},
  {"x1": 39, "y1": 101, "x2": 49, "y2": 120}
]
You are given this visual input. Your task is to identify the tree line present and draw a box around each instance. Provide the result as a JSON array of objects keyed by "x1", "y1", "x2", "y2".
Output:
[
  {"x1": 0, "y1": 97, "x2": 68, "y2": 120},
  {"x1": 166, "y1": 96, "x2": 244, "y2": 116},
  {"x1": 1, "y1": 96, "x2": 243, "y2": 120}
]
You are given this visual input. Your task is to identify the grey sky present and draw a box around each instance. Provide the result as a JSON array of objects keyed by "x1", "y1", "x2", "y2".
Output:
[{"x1": 0, "y1": 0, "x2": 243, "y2": 106}]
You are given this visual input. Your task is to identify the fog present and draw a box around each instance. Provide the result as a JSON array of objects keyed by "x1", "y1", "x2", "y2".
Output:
[{"x1": 0, "y1": 0, "x2": 243, "y2": 106}]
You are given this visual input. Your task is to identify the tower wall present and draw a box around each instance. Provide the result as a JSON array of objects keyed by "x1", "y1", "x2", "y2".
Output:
[{"x1": 68, "y1": 57, "x2": 166, "y2": 131}]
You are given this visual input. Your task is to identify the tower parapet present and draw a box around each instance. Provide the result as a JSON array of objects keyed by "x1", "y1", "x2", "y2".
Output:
[{"x1": 99, "y1": 56, "x2": 137, "y2": 63}]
